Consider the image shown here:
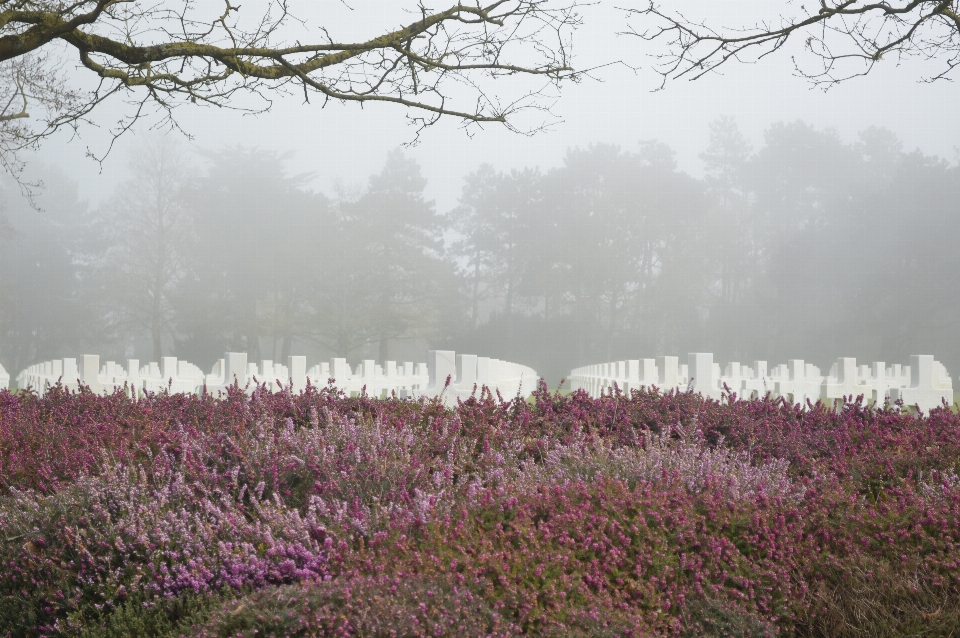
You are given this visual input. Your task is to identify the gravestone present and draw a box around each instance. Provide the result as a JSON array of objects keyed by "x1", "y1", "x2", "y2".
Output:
[
  {"x1": 223, "y1": 352, "x2": 248, "y2": 387},
  {"x1": 427, "y1": 350, "x2": 456, "y2": 393},
  {"x1": 63, "y1": 359, "x2": 79, "y2": 389},
  {"x1": 457, "y1": 354, "x2": 478, "y2": 387},
  {"x1": 289, "y1": 356, "x2": 307, "y2": 392},
  {"x1": 822, "y1": 357, "x2": 864, "y2": 405},
  {"x1": 688, "y1": 353, "x2": 721, "y2": 399},
  {"x1": 890, "y1": 355, "x2": 954, "y2": 412},
  {"x1": 657, "y1": 356, "x2": 680, "y2": 391},
  {"x1": 775, "y1": 360, "x2": 822, "y2": 407},
  {"x1": 721, "y1": 362, "x2": 745, "y2": 397}
]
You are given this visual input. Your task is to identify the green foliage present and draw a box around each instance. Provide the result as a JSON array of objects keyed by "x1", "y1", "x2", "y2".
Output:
[
  {"x1": 72, "y1": 591, "x2": 227, "y2": 638},
  {"x1": 800, "y1": 557, "x2": 960, "y2": 637},
  {"x1": 682, "y1": 598, "x2": 777, "y2": 638},
  {"x1": 198, "y1": 576, "x2": 520, "y2": 638}
]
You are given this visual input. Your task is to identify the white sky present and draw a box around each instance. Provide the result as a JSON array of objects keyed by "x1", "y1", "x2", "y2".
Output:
[{"x1": 26, "y1": 1, "x2": 960, "y2": 213}]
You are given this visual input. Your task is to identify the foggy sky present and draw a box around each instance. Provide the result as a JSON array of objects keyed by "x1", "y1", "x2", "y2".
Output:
[
  {"x1": 5, "y1": 0, "x2": 960, "y2": 386},
  {"x1": 26, "y1": 1, "x2": 960, "y2": 212}
]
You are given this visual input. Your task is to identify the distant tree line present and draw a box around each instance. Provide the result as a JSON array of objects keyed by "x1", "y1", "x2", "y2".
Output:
[{"x1": 1, "y1": 119, "x2": 959, "y2": 384}]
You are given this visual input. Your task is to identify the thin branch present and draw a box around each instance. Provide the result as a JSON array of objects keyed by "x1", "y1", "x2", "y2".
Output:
[
  {"x1": 624, "y1": 0, "x2": 960, "y2": 88},
  {"x1": 0, "y1": 0, "x2": 584, "y2": 187}
]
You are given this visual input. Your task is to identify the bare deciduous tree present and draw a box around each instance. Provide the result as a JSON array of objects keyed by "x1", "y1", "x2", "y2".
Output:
[
  {"x1": 0, "y1": 210, "x2": 12, "y2": 365},
  {"x1": 92, "y1": 136, "x2": 194, "y2": 362},
  {"x1": 0, "y1": 0, "x2": 581, "y2": 181},
  {"x1": 627, "y1": 1, "x2": 960, "y2": 88}
]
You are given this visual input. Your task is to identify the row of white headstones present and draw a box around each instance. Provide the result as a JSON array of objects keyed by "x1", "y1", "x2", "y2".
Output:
[
  {"x1": 569, "y1": 353, "x2": 955, "y2": 412},
  {"x1": 7, "y1": 350, "x2": 538, "y2": 406}
]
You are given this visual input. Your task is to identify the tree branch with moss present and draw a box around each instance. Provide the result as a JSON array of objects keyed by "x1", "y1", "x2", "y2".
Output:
[{"x1": 0, "y1": 0, "x2": 582, "y2": 187}]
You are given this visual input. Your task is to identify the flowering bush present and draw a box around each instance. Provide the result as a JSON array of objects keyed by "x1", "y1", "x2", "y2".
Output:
[
  {"x1": 0, "y1": 461, "x2": 331, "y2": 635},
  {"x1": 1, "y1": 381, "x2": 960, "y2": 636},
  {"x1": 198, "y1": 574, "x2": 521, "y2": 637}
]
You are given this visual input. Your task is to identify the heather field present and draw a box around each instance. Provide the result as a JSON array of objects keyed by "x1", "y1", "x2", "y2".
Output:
[{"x1": 2, "y1": 384, "x2": 960, "y2": 637}]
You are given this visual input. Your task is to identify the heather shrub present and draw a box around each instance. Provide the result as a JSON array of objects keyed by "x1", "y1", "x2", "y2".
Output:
[
  {"x1": 508, "y1": 425, "x2": 797, "y2": 502},
  {"x1": 790, "y1": 480, "x2": 960, "y2": 637},
  {"x1": 69, "y1": 591, "x2": 225, "y2": 638},
  {"x1": 254, "y1": 407, "x2": 487, "y2": 535},
  {"x1": 3, "y1": 384, "x2": 960, "y2": 635},
  {"x1": 681, "y1": 597, "x2": 777, "y2": 637},
  {"x1": 0, "y1": 462, "x2": 330, "y2": 636},
  {"x1": 801, "y1": 559, "x2": 960, "y2": 637},
  {"x1": 198, "y1": 574, "x2": 521, "y2": 637},
  {"x1": 0, "y1": 385, "x2": 182, "y2": 494},
  {"x1": 343, "y1": 479, "x2": 806, "y2": 634},
  {"x1": 689, "y1": 397, "x2": 960, "y2": 491}
]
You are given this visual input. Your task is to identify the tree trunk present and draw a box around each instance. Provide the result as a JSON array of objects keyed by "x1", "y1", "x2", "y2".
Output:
[
  {"x1": 379, "y1": 330, "x2": 389, "y2": 363},
  {"x1": 506, "y1": 242, "x2": 514, "y2": 353},
  {"x1": 152, "y1": 328, "x2": 162, "y2": 363},
  {"x1": 471, "y1": 248, "x2": 480, "y2": 326}
]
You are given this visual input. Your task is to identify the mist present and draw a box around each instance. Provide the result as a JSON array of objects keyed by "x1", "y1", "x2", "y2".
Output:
[{"x1": 2, "y1": 1, "x2": 960, "y2": 388}]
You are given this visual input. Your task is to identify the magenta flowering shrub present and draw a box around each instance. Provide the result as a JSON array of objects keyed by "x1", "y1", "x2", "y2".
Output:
[
  {"x1": 358, "y1": 478, "x2": 804, "y2": 635},
  {"x1": 509, "y1": 426, "x2": 797, "y2": 502},
  {"x1": 2, "y1": 381, "x2": 960, "y2": 635},
  {"x1": 0, "y1": 460, "x2": 331, "y2": 635}
]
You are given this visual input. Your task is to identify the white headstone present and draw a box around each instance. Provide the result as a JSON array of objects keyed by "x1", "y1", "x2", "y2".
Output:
[
  {"x1": 81, "y1": 354, "x2": 101, "y2": 389},
  {"x1": 457, "y1": 354, "x2": 478, "y2": 386},
  {"x1": 775, "y1": 359, "x2": 822, "y2": 407},
  {"x1": 161, "y1": 357, "x2": 178, "y2": 383},
  {"x1": 890, "y1": 355, "x2": 954, "y2": 412},
  {"x1": 223, "y1": 352, "x2": 248, "y2": 387},
  {"x1": 288, "y1": 355, "x2": 307, "y2": 392},
  {"x1": 688, "y1": 353, "x2": 721, "y2": 399},
  {"x1": 427, "y1": 350, "x2": 457, "y2": 391},
  {"x1": 330, "y1": 358, "x2": 349, "y2": 385},
  {"x1": 822, "y1": 357, "x2": 864, "y2": 405},
  {"x1": 657, "y1": 356, "x2": 679, "y2": 391}
]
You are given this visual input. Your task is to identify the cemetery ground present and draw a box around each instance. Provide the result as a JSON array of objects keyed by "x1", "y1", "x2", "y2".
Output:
[{"x1": 3, "y1": 384, "x2": 960, "y2": 636}]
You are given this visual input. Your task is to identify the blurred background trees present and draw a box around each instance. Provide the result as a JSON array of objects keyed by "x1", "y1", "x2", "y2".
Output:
[
  {"x1": 87, "y1": 137, "x2": 195, "y2": 362},
  {"x1": 2, "y1": 120, "x2": 959, "y2": 385},
  {"x1": 0, "y1": 165, "x2": 93, "y2": 376},
  {"x1": 177, "y1": 147, "x2": 321, "y2": 365},
  {"x1": 312, "y1": 150, "x2": 456, "y2": 362}
]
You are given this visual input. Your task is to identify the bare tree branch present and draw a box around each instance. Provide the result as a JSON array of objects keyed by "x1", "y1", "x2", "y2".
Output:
[
  {"x1": 0, "y1": 0, "x2": 583, "y2": 186},
  {"x1": 624, "y1": 0, "x2": 960, "y2": 89}
]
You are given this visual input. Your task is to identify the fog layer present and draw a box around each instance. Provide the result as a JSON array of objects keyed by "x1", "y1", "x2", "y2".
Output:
[{"x1": 2, "y1": 117, "x2": 957, "y2": 385}]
